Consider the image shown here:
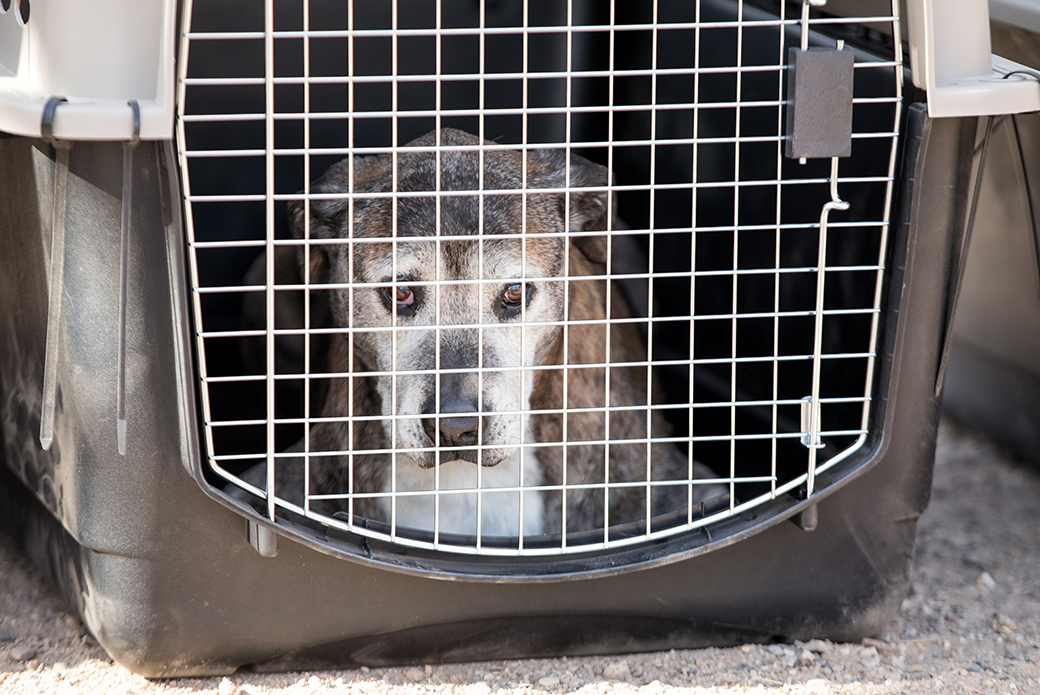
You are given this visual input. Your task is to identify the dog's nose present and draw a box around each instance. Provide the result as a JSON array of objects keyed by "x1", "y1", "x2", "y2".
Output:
[
  {"x1": 421, "y1": 398, "x2": 480, "y2": 448},
  {"x1": 437, "y1": 415, "x2": 480, "y2": 448}
]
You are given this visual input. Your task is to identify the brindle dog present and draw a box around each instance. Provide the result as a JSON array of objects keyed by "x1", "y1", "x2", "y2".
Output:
[{"x1": 236, "y1": 128, "x2": 724, "y2": 537}]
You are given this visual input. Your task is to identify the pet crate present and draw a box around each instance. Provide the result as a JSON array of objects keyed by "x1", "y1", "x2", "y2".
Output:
[
  {"x1": 1, "y1": 0, "x2": 1037, "y2": 678},
  {"x1": 942, "y1": 3, "x2": 1040, "y2": 463}
]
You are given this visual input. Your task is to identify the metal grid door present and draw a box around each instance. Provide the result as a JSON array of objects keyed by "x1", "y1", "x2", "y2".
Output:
[{"x1": 176, "y1": 0, "x2": 904, "y2": 559}]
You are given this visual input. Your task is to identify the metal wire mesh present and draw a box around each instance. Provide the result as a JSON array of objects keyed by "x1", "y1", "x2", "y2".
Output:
[{"x1": 177, "y1": 0, "x2": 903, "y2": 556}]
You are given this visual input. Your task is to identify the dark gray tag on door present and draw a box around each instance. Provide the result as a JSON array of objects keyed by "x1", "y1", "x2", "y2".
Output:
[{"x1": 785, "y1": 47, "x2": 855, "y2": 159}]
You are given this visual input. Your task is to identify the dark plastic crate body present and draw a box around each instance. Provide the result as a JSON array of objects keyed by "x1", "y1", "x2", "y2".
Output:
[{"x1": 0, "y1": 0, "x2": 978, "y2": 677}]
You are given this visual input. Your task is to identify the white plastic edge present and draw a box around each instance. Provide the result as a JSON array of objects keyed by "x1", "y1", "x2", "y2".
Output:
[
  {"x1": 0, "y1": 95, "x2": 170, "y2": 141},
  {"x1": 0, "y1": 0, "x2": 176, "y2": 140},
  {"x1": 906, "y1": 0, "x2": 1040, "y2": 117}
]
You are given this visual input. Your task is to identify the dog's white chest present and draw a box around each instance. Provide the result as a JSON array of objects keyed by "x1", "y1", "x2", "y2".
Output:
[{"x1": 378, "y1": 448, "x2": 544, "y2": 537}]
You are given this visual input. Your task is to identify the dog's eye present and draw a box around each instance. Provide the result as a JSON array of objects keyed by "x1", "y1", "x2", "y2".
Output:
[
  {"x1": 381, "y1": 284, "x2": 417, "y2": 315},
  {"x1": 503, "y1": 284, "x2": 524, "y2": 307},
  {"x1": 395, "y1": 285, "x2": 415, "y2": 307}
]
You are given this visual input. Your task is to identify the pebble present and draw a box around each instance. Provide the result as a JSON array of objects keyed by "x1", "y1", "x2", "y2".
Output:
[
  {"x1": 996, "y1": 614, "x2": 1018, "y2": 634},
  {"x1": 798, "y1": 649, "x2": 816, "y2": 666},
  {"x1": 803, "y1": 639, "x2": 830, "y2": 654},
  {"x1": 804, "y1": 678, "x2": 833, "y2": 695},
  {"x1": 859, "y1": 646, "x2": 881, "y2": 668},
  {"x1": 0, "y1": 627, "x2": 13, "y2": 642},
  {"x1": 405, "y1": 667, "x2": 425, "y2": 682},
  {"x1": 538, "y1": 676, "x2": 560, "y2": 687},
  {"x1": 218, "y1": 676, "x2": 241, "y2": 695},
  {"x1": 10, "y1": 645, "x2": 36, "y2": 661},
  {"x1": 882, "y1": 654, "x2": 906, "y2": 669},
  {"x1": 861, "y1": 637, "x2": 894, "y2": 654},
  {"x1": 602, "y1": 659, "x2": 632, "y2": 681},
  {"x1": 978, "y1": 571, "x2": 997, "y2": 590}
]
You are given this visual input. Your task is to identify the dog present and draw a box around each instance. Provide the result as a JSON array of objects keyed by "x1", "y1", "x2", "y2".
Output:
[{"x1": 235, "y1": 128, "x2": 724, "y2": 537}]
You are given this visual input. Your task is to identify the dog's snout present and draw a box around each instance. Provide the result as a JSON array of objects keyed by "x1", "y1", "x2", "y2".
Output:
[{"x1": 421, "y1": 397, "x2": 480, "y2": 448}]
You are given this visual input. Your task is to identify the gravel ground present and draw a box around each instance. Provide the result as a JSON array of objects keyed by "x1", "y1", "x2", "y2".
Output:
[{"x1": 1, "y1": 418, "x2": 1038, "y2": 695}]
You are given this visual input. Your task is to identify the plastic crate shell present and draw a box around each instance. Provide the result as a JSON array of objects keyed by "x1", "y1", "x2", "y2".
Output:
[{"x1": 0, "y1": 0, "x2": 980, "y2": 677}]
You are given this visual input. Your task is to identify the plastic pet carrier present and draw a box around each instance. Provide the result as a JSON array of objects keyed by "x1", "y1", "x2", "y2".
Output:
[
  {"x1": 1, "y1": 0, "x2": 1037, "y2": 678},
  {"x1": 942, "y1": 3, "x2": 1040, "y2": 463}
]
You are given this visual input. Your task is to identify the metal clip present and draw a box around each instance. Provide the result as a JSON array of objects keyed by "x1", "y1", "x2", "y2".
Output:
[
  {"x1": 116, "y1": 100, "x2": 141, "y2": 455},
  {"x1": 799, "y1": 395, "x2": 823, "y2": 448},
  {"x1": 40, "y1": 97, "x2": 71, "y2": 451}
]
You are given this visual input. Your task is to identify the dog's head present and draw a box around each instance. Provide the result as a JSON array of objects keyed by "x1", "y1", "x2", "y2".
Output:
[{"x1": 289, "y1": 128, "x2": 613, "y2": 469}]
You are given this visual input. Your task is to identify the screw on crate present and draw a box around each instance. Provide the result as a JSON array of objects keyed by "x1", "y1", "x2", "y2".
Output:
[
  {"x1": 39, "y1": 96, "x2": 70, "y2": 452},
  {"x1": 116, "y1": 100, "x2": 141, "y2": 455}
]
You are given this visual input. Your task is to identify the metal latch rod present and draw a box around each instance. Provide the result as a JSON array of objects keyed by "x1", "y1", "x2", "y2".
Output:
[{"x1": 805, "y1": 156, "x2": 849, "y2": 494}]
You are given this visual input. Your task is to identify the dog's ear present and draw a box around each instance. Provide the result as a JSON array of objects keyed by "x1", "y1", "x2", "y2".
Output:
[
  {"x1": 289, "y1": 155, "x2": 388, "y2": 239},
  {"x1": 287, "y1": 201, "x2": 330, "y2": 284},
  {"x1": 527, "y1": 149, "x2": 615, "y2": 264},
  {"x1": 288, "y1": 155, "x2": 389, "y2": 283}
]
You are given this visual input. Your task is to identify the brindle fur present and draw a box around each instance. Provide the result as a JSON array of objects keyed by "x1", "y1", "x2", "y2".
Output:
[{"x1": 237, "y1": 128, "x2": 722, "y2": 535}]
